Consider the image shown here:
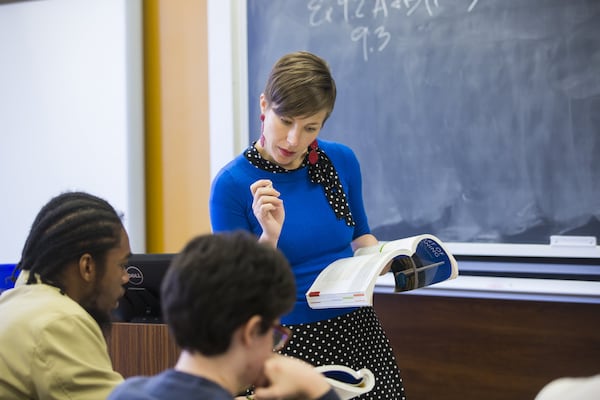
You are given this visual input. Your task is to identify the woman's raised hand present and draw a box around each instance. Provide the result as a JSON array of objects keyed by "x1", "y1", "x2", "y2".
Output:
[{"x1": 250, "y1": 179, "x2": 284, "y2": 247}]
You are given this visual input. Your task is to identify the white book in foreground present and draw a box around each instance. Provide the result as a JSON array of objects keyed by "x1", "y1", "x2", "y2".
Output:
[
  {"x1": 315, "y1": 364, "x2": 375, "y2": 400},
  {"x1": 306, "y1": 234, "x2": 459, "y2": 309}
]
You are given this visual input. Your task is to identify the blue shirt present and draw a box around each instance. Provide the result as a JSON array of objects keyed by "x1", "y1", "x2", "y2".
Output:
[
  {"x1": 108, "y1": 370, "x2": 230, "y2": 399},
  {"x1": 108, "y1": 369, "x2": 340, "y2": 400},
  {"x1": 210, "y1": 140, "x2": 371, "y2": 324}
]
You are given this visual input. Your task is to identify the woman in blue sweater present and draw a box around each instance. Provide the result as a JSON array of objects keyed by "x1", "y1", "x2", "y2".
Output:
[{"x1": 210, "y1": 51, "x2": 406, "y2": 399}]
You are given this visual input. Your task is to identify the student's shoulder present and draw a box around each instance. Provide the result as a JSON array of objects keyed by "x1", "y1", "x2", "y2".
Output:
[{"x1": 7, "y1": 284, "x2": 94, "y2": 326}]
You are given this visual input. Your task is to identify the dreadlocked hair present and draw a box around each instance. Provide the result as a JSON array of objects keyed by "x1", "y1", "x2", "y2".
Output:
[{"x1": 16, "y1": 191, "x2": 124, "y2": 290}]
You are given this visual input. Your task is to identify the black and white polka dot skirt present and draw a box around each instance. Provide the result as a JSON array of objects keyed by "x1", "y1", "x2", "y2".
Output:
[{"x1": 281, "y1": 307, "x2": 407, "y2": 400}]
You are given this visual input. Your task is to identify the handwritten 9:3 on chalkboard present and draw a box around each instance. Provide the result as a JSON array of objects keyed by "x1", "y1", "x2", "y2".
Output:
[{"x1": 246, "y1": 0, "x2": 600, "y2": 257}]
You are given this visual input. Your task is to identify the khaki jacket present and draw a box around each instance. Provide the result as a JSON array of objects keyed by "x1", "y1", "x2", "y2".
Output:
[{"x1": 0, "y1": 283, "x2": 123, "y2": 399}]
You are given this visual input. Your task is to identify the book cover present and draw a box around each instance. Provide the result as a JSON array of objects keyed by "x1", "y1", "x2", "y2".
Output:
[{"x1": 306, "y1": 234, "x2": 458, "y2": 309}]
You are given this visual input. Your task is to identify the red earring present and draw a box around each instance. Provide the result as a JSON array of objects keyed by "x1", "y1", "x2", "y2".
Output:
[
  {"x1": 259, "y1": 114, "x2": 265, "y2": 147},
  {"x1": 308, "y1": 140, "x2": 319, "y2": 165}
]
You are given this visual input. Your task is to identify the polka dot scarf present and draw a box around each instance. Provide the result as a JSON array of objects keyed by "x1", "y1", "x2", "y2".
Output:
[{"x1": 244, "y1": 142, "x2": 355, "y2": 226}]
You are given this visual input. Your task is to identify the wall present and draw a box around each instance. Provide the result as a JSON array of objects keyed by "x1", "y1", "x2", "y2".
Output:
[
  {"x1": 0, "y1": 0, "x2": 145, "y2": 263},
  {"x1": 207, "y1": 0, "x2": 249, "y2": 177},
  {"x1": 0, "y1": 0, "x2": 214, "y2": 259}
]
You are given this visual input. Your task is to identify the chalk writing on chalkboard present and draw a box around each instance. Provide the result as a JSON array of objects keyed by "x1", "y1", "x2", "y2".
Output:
[
  {"x1": 308, "y1": 0, "x2": 481, "y2": 61},
  {"x1": 247, "y1": 0, "x2": 600, "y2": 256}
]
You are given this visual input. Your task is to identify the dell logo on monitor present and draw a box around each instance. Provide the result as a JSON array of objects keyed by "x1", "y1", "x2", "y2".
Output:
[{"x1": 126, "y1": 266, "x2": 144, "y2": 285}]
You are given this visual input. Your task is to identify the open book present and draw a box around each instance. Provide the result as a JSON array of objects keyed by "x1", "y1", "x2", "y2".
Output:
[
  {"x1": 315, "y1": 365, "x2": 375, "y2": 400},
  {"x1": 306, "y1": 234, "x2": 458, "y2": 309}
]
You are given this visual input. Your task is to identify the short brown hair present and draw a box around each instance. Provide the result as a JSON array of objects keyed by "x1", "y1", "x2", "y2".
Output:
[{"x1": 263, "y1": 51, "x2": 337, "y2": 123}]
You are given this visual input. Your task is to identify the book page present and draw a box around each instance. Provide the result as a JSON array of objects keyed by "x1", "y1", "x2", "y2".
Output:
[
  {"x1": 308, "y1": 254, "x2": 382, "y2": 296},
  {"x1": 307, "y1": 234, "x2": 458, "y2": 308},
  {"x1": 354, "y1": 238, "x2": 416, "y2": 257},
  {"x1": 379, "y1": 236, "x2": 421, "y2": 254},
  {"x1": 353, "y1": 243, "x2": 384, "y2": 257}
]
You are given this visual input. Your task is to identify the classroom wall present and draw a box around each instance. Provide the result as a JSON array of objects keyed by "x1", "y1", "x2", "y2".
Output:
[
  {"x1": 0, "y1": 0, "x2": 144, "y2": 263},
  {"x1": 0, "y1": 0, "x2": 213, "y2": 259},
  {"x1": 1, "y1": 0, "x2": 596, "y2": 273},
  {"x1": 207, "y1": 0, "x2": 248, "y2": 177}
]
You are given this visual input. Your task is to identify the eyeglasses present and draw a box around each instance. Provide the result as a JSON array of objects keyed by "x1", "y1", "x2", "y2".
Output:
[{"x1": 272, "y1": 324, "x2": 292, "y2": 351}]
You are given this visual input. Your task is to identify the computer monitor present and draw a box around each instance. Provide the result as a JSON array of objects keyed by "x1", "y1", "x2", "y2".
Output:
[{"x1": 112, "y1": 253, "x2": 175, "y2": 324}]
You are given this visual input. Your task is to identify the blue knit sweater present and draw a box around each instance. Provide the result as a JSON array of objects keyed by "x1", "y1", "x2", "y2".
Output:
[{"x1": 209, "y1": 140, "x2": 371, "y2": 324}]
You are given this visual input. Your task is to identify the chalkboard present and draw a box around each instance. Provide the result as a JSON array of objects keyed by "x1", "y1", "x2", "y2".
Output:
[{"x1": 246, "y1": 0, "x2": 600, "y2": 255}]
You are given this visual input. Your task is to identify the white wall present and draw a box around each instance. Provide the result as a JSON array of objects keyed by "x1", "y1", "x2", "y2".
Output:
[
  {"x1": 207, "y1": 0, "x2": 248, "y2": 179},
  {"x1": 0, "y1": 0, "x2": 144, "y2": 263}
]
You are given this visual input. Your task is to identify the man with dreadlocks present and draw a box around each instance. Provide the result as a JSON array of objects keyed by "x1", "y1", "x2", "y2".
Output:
[{"x1": 0, "y1": 191, "x2": 131, "y2": 399}]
